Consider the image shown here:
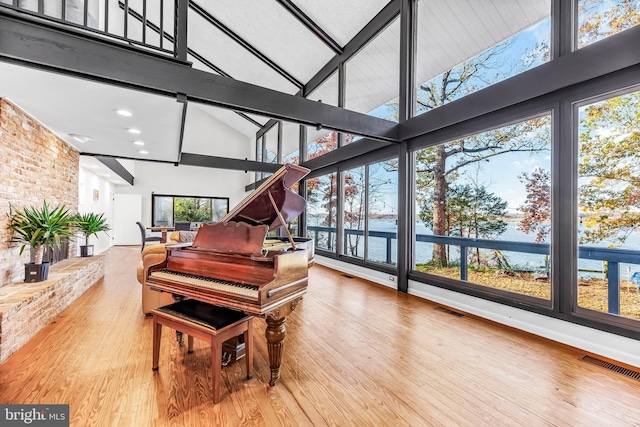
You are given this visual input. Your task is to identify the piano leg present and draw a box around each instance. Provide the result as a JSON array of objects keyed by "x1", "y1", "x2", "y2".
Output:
[{"x1": 264, "y1": 316, "x2": 287, "y2": 387}]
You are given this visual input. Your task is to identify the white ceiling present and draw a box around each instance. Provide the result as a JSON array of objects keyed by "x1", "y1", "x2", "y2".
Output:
[{"x1": 0, "y1": 0, "x2": 551, "y2": 184}]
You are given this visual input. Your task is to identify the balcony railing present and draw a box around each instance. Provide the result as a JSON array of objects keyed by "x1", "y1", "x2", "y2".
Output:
[
  {"x1": 307, "y1": 226, "x2": 640, "y2": 315},
  {"x1": 0, "y1": 0, "x2": 184, "y2": 58}
]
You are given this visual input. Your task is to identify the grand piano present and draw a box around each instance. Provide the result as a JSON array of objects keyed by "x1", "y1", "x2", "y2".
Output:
[{"x1": 146, "y1": 164, "x2": 313, "y2": 386}]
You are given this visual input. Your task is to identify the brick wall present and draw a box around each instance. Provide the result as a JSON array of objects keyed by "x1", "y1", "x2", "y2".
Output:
[
  {"x1": 0, "y1": 98, "x2": 79, "y2": 287},
  {"x1": 0, "y1": 255, "x2": 105, "y2": 363}
]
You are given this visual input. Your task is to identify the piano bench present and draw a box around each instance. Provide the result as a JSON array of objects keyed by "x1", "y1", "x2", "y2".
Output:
[{"x1": 151, "y1": 299, "x2": 254, "y2": 403}]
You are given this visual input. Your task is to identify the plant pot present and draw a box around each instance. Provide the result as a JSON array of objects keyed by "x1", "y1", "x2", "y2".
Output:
[
  {"x1": 24, "y1": 262, "x2": 50, "y2": 283},
  {"x1": 80, "y1": 245, "x2": 94, "y2": 257}
]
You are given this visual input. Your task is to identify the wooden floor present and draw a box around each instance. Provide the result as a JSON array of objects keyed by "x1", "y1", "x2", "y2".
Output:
[{"x1": 1, "y1": 247, "x2": 639, "y2": 426}]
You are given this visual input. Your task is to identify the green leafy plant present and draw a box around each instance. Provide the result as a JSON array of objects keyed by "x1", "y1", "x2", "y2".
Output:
[
  {"x1": 6, "y1": 200, "x2": 76, "y2": 264},
  {"x1": 74, "y1": 212, "x2": 111, "y2": 246}
]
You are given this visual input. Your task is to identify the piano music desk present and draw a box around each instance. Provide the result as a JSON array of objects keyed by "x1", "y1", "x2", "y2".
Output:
[{"x1": 151, "y1": 300, "x2": 254, "y2": 403}]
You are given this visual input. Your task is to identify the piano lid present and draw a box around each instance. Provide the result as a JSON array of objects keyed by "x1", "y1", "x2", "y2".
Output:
[{"x1": 220, "y1": 163, "x2": 310, "y2": 231}]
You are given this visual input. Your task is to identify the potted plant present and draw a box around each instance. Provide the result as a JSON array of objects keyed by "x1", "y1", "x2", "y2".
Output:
[
  {"x1": 74, "y1": 212, "x2": 110, "y2": 257},
  {"x1": 6, "y1": 200, "x2": 76, "y2": 282}
]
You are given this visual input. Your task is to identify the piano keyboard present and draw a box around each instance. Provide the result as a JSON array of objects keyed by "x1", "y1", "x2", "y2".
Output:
[{"x1": 149, "y1": 269, "x2": 260, "y2": 298}]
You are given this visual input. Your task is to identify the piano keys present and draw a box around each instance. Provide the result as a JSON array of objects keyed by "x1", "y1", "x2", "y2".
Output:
[{"x1": 146, "y1": 164, "x2": 312, "y2": 386}]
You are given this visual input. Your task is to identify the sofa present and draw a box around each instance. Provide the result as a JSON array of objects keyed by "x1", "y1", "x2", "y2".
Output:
[{"x1": 136, "y1": 231, "x2": 197, "y2": 315}]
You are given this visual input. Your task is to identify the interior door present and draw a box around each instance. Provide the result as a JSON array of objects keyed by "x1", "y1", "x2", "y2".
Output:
[{"x1": 112, "y1": 194, "x2": 142, "y2": 245}]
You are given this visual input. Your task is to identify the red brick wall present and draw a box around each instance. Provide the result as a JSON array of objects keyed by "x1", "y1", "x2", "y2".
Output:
[{"x1": 0, "y1": 98, "x2": 79, "y2": 287}]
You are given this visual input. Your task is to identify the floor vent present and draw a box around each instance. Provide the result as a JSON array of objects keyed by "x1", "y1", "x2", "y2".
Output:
[
  {"x1": 581, "y1": 355, "x2": 640, "y2": 381},
  {"x1": 342, "y1": 274, "x2": 354, "y2": 279},
  {"x1": 434, "y1": 306, "x2": 464, "y2": 317}
]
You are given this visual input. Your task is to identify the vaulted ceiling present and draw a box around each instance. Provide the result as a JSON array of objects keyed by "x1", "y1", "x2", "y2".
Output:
[{"x1": 0, "y1": 0, "x2": 549, "y2": 184}]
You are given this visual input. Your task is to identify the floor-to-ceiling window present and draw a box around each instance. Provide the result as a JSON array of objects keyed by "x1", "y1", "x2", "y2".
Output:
[
  {"x1": 310, "y1": 159, "x2": 398, "y2": 267},
  {"x1": 307, "y1": 172, "x2": 337, "y2": 252},
  {"x1": 576, "y1": 88, "x2": 640, "y2": 322},
  {"x1": 413, "y1": 115, "x2": 552, "y2": 301},
  {"x1": 300, "y1": 0, "x2": 640, "y2": 339}
]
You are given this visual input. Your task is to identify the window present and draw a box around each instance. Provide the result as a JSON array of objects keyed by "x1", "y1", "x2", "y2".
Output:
[
  {"x1": 577, "y1": 88, "x2": 640, "y2": 321},
  {"x1": 306, "y1": 172, "x2": 337, "y2": 252},
  {"x1": 264, "y1": 125, "x2": 279, "y2": 164},
  {"x1": 343, "y1": 166, "x2": 366, "y2": 259},
  {"x1": 306, "y1": 128, "x2": 338, "y2": 160},
  {"x1": 152, "y1": 194, "x2": 229, "y2": 227},
  {"x1": 415, "y1": 0, "x2": 550, "y2": 116},
  {"x1": 282, "y1": 121, "x2": 300, "y2": 165},
  {"x1": 345, "y1": 17, "x2": 399, "y2": 122},
  {"x1": 413, "y1": 115, "x2": 552, "y2": 300},
  {"x1": 342, "y1": 160, "x2": 398, "y2": 265},
  {"x1": 305, "y1": 72, "x2": 340, "y2": 160},
  {"x1": 577, "y1": 0, "x2": 640, "y2": 48},
  {"x1": 367, "y1": 161, "x2": 398, "y2": 265}
]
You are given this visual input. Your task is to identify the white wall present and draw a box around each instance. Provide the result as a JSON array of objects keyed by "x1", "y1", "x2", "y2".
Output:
[
  {"x1": 182, "y1": 105, "x2": 253, "y2": 159},
  {"x1": 114, "y1": 161, "x2": 254, "y2": 228},
  {"x1": 78, "y1": 167, "x2": 114, "y2": 255}
]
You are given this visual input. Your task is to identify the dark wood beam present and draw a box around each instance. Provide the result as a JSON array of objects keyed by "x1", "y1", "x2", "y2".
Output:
[
  {"x1": 116, "y1": 2, "x2": 261, "y2": 131},
  {"x1": 0, "y1": 10, "x2": 399, "y2": 142},
  {"x1": 300, "y1": 137, "x2": 393, "y2": 172},
  {"x1": 304, "y1": 0, "x2": 400, "y2": 97},
  {"x1": 96, "y1": 156, "x2": 135, "y2": 185},
  {"x1": 179, "y1": 153, "x2": 282, "y2": 173},
  {"x1": 399, "y1": 24, "x2": 640, "y2": 141},
  {"x1": 189, "y1": 1, "x2": 303, "y2": 89},
  {"x1": 274, "y1": 0, "x2": 343, "y2": 55}
]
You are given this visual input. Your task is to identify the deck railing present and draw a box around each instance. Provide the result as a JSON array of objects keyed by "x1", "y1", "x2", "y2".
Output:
[{"x1": 307, "y1": 226, "x2": 640, "y2": 315}]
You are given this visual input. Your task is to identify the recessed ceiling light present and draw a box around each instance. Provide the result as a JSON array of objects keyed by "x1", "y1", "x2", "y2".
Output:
[
  {"x1": 133, "y1": 140, "x2": 145, "y2": 146},
  {"x1": 115, "y1": 109, "x2": 132, "y2": 117},
  {"x1": 127, "y1": 128, "x2": 141, "y2": 134},
  {"x1": 69, "y1": 134, "x2": 91, "y2": 143},
  {"x1": 138, "y1": 150, "x2": 148, "y2": 154}
]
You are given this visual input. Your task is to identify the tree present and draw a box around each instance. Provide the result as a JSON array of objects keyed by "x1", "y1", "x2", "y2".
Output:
[
  {"x1": 306, "y1": 132, "x2": 339, "y2": 250},
  {"x1": 578, "y1": 91, "x2": 640, "y2": 245},
  {"x1": 413, "y1": 27, "x2": 551, "y2": 265},
  {"x1": 517, "y1": 167, "x2": 551, "y2": 243},
  {"x1": 578, "y1": 0, "x2": 640, "y2": 48},
  {"x1": 174, "y1": 198, "x2": 211, "y2": 222},
  {"x1": 420, "y1": 183, "x2": 507, "y2": 266},
  {"x1": 342, "y1": 169, "x2": 365, "y2": 256},
  {"x1": 416, "y1": 116, "x2": 550, "y2": 265}
]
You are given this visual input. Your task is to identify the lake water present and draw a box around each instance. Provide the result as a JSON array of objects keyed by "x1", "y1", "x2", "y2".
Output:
[{"x1": 308, "y1": 217, "x2": 640, "y2": 279}]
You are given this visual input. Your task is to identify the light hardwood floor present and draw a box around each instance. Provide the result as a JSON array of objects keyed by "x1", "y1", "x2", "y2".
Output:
[{"x1": 1, "y1": 246, "x2": 639, "y2": 426}]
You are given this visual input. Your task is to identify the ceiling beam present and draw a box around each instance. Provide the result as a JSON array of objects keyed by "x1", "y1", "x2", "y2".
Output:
[
  {"x1": 189, "y1": 1, "x2": 303, "y2": 89},
  {"x1": 176, "y1": 96, "x2": 188, "y2": 163},
  {"x1": 96, "y1": 156, "x2": 135, "y2": 185},
  {"x1": 179, "y1": 153, "x2": 282, "y2": 173},
  {"x1": 117, "y1": 1, "x2": 262, "y2": 130},
  {"x1": 300, "y1": 137, "x2": 393, "y2": 172},
  {"x1": 0, "y1": 11, "x2": 398, "y2": 142},
  {"x1": 274, "y1": 0, "x2": 343, "y2": 55}
]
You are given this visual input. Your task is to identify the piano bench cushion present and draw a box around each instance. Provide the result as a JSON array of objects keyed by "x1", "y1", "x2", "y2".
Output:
[{"x1": 154, "y1": 299, "x2": 249, "y2": 331}]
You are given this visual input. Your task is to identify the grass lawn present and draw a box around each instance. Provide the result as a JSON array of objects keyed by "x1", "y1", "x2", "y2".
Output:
[{"x1": 415, "y1": 265, "x2": 640, "y2": 319}]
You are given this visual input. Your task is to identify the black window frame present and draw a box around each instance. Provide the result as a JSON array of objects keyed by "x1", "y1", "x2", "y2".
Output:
[{"x1": 151, "y1": 193, "x2": 229, "y2": 227}]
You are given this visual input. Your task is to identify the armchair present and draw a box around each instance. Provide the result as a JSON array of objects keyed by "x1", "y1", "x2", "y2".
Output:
[{"x1": 136, "y1": 231, "x2": 197, "y2": 315}]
